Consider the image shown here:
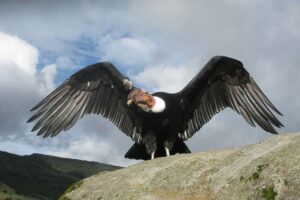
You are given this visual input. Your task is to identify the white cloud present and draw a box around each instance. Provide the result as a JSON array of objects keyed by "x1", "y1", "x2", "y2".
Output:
[
  {"x1": 0, "y1": 32, "x2": 56, "y2": 147},
  {"x1": 0, "y1": 31, "x2": 57, "y2": 96},
  {"x1": 101, "y1": 37, "x2": 162, "y2": 68},
  {"x1": 134, "y1": 58, "x2": 201, "y2": 92},
  {"x1": 38, "y1": 64, "x2": 57, "y2": 94},
  {"x1": 55, "y1": 56, "x2": 76, "y2": 70},
  {"x1": 0, "y1": 32, "x2": 38, "y2": 76},
  {"x1": 48, "y1": 135, "x2": 138, "y2": 166}
]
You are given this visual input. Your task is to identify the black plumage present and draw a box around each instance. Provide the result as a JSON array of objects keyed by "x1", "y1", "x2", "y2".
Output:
[{"x1": 28, "y1": 56, "x2": 283, "y2": 160}]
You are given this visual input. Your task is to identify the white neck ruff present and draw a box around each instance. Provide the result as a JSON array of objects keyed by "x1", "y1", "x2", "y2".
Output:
[{"x1": 151, "y1": 96, "x2": 166, "y2": 113}]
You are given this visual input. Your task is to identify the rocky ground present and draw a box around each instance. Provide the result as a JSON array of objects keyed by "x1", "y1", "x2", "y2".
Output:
[{"x1": 62, "y1": 133, "x2": 300, "y2": 200}]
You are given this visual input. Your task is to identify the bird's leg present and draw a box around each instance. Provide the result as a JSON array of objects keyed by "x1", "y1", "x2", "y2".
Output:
[
  {"x1": 165, "y1": 147, "x2": 170, "y2": 157},
  {"x1": 144, "y1": 132, "x2": 157, "y2": 160},
  {"x1": 164, "y1": 138, "x2": 175, "y2": 157},
  {"x1": 151, "y1": 151, "x2": 155, "y2": 160}
]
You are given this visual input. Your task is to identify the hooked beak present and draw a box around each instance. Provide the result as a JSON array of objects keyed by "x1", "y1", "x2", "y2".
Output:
[{"x1": 127, "y1": 99, "x2": 134, "y2": 106}]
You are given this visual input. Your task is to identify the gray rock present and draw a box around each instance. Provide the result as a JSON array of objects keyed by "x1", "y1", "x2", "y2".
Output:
[{"x1": 62, "y1": 133, "x2": 300, "y2": 200}]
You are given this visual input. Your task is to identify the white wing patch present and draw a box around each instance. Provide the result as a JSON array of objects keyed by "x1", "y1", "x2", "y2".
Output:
[
  {"x1": 178, "y1": 131, "x2": 189, "y2": 140},
  {"x1": 123, "y1": 78, "x2": 133, "y2": 90}
]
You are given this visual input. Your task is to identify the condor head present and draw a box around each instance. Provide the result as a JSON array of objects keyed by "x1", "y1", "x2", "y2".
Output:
[{"x1": 127, "y1": 88, "x2": 155, "y2": 112}]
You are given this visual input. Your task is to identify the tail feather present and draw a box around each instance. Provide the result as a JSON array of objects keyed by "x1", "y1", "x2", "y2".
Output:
[
  {"x1": 124, "y1": 143, "x2": 150, "y2": 160},
  {"x1": 124, "y1": 140, "x2": 191, "y2": 160},
  {"x1": 171, "y1": 139, "x2": 191, "y2": 154}
]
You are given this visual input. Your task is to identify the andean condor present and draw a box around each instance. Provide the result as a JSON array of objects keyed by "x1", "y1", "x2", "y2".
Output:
[{"x1": 28, "y1": 56, "x2": 284, "y2": 160}]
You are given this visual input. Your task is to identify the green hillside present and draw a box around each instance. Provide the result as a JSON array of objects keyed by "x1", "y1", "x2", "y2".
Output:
[
  {"x1": 0, "y1": 151, "x2": 121, "y2": 200},
  {"x1": 0, "y1": 181, "x2": 38, "y2": 200}
]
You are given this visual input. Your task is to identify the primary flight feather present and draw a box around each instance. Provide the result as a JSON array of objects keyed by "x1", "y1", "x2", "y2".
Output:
[{"x1": 28, "y1": 56, "x2": 284, "y2": 160}]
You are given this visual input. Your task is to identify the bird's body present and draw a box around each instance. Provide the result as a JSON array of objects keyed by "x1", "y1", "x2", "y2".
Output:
[
  {"x1": 125, "y1": 92, "x2": 189, "y2": 160},
  {"x1": 28, "y1": 56, "x2": 284, "y2": 160}
]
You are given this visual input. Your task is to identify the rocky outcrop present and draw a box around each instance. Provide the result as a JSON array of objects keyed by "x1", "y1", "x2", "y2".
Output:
[{"x1": 62, "y1": 133, "x2": 300, "y2": 200}]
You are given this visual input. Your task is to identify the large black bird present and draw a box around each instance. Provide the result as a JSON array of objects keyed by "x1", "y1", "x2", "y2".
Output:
[{"x1": 28, "y1": 56, "x2": 283, "y2": 160}]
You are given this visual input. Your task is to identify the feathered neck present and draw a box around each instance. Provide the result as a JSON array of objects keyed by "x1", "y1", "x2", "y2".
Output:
[{"x1": 150, "y1": 96, "x2": 166, "y2": 113}]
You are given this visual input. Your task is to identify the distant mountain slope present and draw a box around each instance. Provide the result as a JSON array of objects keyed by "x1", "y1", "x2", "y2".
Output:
[{"x1": 0, "y1": 151, "x2": 121, "y2": 200}]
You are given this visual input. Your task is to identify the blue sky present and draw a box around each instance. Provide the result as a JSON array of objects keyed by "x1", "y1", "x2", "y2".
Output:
[{"x1": 0, "y1": 0, "x2": 299, "y2": 166}]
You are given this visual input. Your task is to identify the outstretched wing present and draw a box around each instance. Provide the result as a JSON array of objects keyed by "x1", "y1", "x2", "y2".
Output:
[
  {"x1": 178, "y1": 56, "x2": 283, "y2": 140},
  {"x1": 28, "y1": 62, "x2": 142, "y2": 142}
]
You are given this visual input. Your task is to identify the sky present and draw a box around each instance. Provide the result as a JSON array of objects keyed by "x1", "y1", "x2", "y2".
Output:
[{"x1": 0, "y1": 0, "x2": 299, "y2": 166}]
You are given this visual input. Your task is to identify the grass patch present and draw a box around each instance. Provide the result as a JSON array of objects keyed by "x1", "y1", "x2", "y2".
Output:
[
  {"x1": 246, "y1": 164, "x2": 269, "y2": 182},
  {"x1": 58, "y1": 180, "x2": 83, "y2": 200},
  {"x1": 262, "y1": 186, "x2": 277, "y2": 200}
]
